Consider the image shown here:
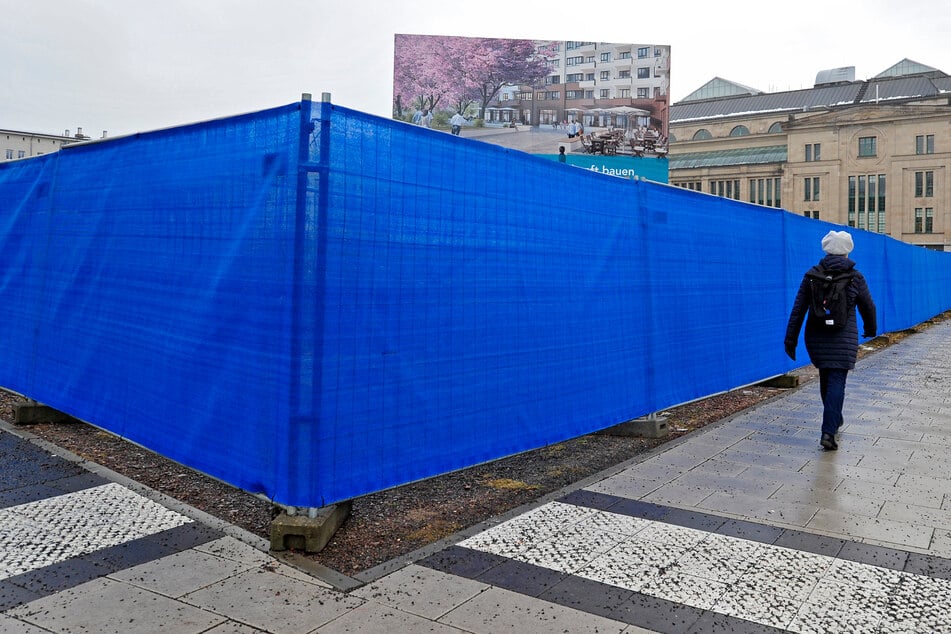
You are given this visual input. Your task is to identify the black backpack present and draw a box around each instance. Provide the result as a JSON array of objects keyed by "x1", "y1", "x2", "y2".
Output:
[{"x1": 805, "y1": 265, "x2": 854, "y2": 330}]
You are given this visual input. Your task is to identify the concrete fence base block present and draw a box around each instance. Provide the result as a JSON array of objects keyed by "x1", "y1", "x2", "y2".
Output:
[
  {"x1": 758, "y1": 375, "x2": 800, "y2": 389},
  {"x1": 13, "y1": 402, "x2": 75, "y2": 425},
  {"x1": 597, "y1": 416, "x2": 668, "y2": 439},
  {"x1": 270, "y1": 500, "x2": 352, "y2": 553}
]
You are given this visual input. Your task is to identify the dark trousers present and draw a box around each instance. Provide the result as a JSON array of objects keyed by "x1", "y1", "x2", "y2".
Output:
[{"x1": 819, "y1": 368, "x2": 849, "y2": 436}]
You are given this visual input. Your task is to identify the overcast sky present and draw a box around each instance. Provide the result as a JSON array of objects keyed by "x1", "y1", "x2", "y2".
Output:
[{"x1": 3, "y1": 0, "x2": 947, "y2": 138}]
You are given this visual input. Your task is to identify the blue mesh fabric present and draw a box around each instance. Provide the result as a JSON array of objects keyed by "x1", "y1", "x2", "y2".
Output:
[{"x1": 1, "y1": 100, "x2": 949, "y2": 507}]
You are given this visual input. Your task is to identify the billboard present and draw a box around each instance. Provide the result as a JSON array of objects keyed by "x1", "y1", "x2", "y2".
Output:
[{"x1": 393, "y1": 34, "x2": 671, "y2": 182}]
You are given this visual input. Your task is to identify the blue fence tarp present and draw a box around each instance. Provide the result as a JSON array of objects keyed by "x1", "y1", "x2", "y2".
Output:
[{"x1": 2, "y1": 99, "x2": 950, "y2": 507}]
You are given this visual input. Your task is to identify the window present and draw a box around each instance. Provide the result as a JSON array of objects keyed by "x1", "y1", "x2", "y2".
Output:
[
  {"x1": 804, "y1": 176, "x2": 820, "y2": 201},
  {"x1": 566, "y1": 90, "x2": 584, "y2": 99},
  {"x1": 654, "y1": 47, "x2": 663, "y2": 57},
  {"x1": 729, "y1": 125, "x2": 750, "y2": 137},
  {"x1": 567, "y1": 56, "x2": 584, "y2": 66},
  {"x1": 915, "y1": 134, "x2": 935, "y2": 155},
  {"x1": 618, "y1": 88, "x2": 631, "y2": 98},
  {"x1": 915, "y1": 207, "x2": 934, "y2": 233},
  {"x1": 848, "y1": 174, "x2": 886, "y2": 232},
  {"x1": 566, "y1": 73, "x2": 584, "y2": 82},
  {"x1": 638, "y1": 47, "x2": 650, "y2": 58},
  {"x1": 600, "y1": 71, "x2": 610, "y2": 81},
  {"x1": 516, "y1": 91, "x2": 531, "y2": 100},
  {"x1": 858, "y1": 136, "x2": 877, "y2": 157},
  {"x1": 637, "y1": 67, "x2": 650, "y2": 79},
  {"x1": 804, "y1": 210, "x2": 821, "y2": 219},
  {"x1": 637, "y1": 87, "x2": 650, "y2": 98},
  {"x1": 692, "y1": 129, "x2": 712, "y2": 140},
  {"x1": 618, "y1": 51, "x2": 631, "y2": 60},
  {"x1": 17, "y1": 150, "x2": 25, "y2": 158},
  {"x1": 584, "y1": 90, "x2": 594, "y2": 99},
  {"x1": 600, "y1": 52, "x2": 611, "y2": 62},
  {"x1": 618, "y1": 70, "x2": 631, "y2": 79},
  {"x1": 748, "y1": 177, "x2": 782, "y2": 207},
  {"x1": 768, "y1": 122, "x2": 784, "y2": 133},
  {"x1": 545, "y1": 91, "x2": 560, "y2": 100},
  {"x1": 915, "y1": 171, "x2": 934, "y2": 197},
  {"x1": 4, "y1": 149, "x2": 11, "y2": 160},
  {"x1": 547, "y1": 75, "x2": 561, "y2": 85},
  {"x1": 585, "y1": 73, "x2": 595, "y2": 82},
  {"x1": 805, "y1": 143, "x2": 821, "y2": 161},
  {"x1": 599, "y1": 89, "x2": 610, "y2": 98}
]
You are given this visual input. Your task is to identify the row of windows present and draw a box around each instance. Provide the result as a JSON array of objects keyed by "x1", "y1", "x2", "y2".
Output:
[
  {"x1": 691, "y1": 123, "x2": 782, "y2": 140},
  {"x1": 596, "y1": 47, "x2": 662, "y2": 61},
  {"x1": 857, "y1": 135, "x2": 937, "y2": 158},
  {"x1": 809, "y1": 138, "x2": 930, "y2": 161},
  {"x1": 672, "y1": 178, "x2": 782, "y2": 207},
  {"x1": 750, "y1": 178, "x2": 782, "y2": 207},
  {"x1": 508, "y1": 87, "x2": 657, "y2": 101},
  {"x1": 675, "y1": 182, "x2": 702, "y2": 191},
  {"x1": 566, "y1": 55, "x2": 662, "y2": 67},
  {"x1": 800, "y1": 171, "x2": 934, "y2": 203},
  {"x1": 550, "y1": 68, "x2": 657, "y2": 83},
  {"x1": 4, "y1": 149, "x2": 27, "y2": 159},
  {"x1": 680, "y1": 172, "x2": 939, "y2": 236},
  {"x1": 711, "y1": 179, "x2": 741, "y2": 199},
  {"x1": 691, "y1": 132, "x2": 935, "y2": 158}
]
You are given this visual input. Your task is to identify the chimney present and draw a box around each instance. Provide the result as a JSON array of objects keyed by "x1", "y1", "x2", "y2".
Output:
[
  {"x1": 65, "y1": 130, "x2": 70, "y2": 137},
  {"x1": 75, "y1": 127, "x2": 84, "y2": 138},
  {"x1": 101, "y1": 131, "x2": 108, "y2": 139}
]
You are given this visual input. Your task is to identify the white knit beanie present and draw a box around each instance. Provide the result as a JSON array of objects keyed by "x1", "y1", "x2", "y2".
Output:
[{"x1": 821, "y1": 230, "x2": 853, "y2": 255}]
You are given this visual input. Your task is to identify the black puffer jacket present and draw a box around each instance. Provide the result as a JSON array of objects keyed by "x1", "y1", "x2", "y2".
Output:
[{"x1": 785, "y1": 254, "x2": 877, "y2": 369}]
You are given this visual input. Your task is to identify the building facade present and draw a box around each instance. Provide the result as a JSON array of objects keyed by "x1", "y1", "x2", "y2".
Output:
[
  {"x1": 1, "y1": 128, "x2": 92, "y2": 162},
  {"x1": 668, "y1": 60, "x2": 951, "y2": 250},
  {"x1": 486, "y1": 41, "x2": 671, "y2": 134}
]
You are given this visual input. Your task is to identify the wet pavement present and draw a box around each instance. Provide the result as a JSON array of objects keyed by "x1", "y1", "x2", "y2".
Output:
[{"x1": 1, "y1": 318, "x2": 950, "y2": 632}]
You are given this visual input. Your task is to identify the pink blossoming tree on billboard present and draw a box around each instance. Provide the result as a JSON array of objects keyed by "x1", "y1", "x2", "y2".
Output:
[{"x1": 394, "y1": 34, "x2": 551, "y2": 119}]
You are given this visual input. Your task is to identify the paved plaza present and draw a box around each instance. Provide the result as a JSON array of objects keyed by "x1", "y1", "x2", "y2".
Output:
[{"x1": 1, "y1": 318, "x2": 950, "y2": 632}]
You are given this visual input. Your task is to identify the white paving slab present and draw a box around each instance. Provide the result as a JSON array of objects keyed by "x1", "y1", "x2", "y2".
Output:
[
  {"x1": 351, "y1": 565, "x2": 489, "y2": 621},
  {"x1": 438, "y1": 585, "x2": 630, "y2": 634},
  {"x1": 460, "y1": 501, "x2": 951, "y2": 633},
  {"x1": 182, "y1": 567, "x2": 362, "y2": 634},
  {"x1": 6, "y1": 577, "x2": 225, "y2": 633},
  {"x1": 0, "y1": 483, "x2": 191, "y2": 579}
]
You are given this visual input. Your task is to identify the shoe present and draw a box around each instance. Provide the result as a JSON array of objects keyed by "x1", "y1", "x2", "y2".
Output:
[{"x1": 820, "y1": 433, "x2": 838, "y2": 451}]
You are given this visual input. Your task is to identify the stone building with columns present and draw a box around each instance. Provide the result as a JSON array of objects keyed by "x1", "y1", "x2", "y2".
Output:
[{"x1": 668, "y1": 59, "x2": 951, "y2": 250}]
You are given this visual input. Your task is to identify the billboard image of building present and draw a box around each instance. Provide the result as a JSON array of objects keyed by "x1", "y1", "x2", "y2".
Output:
[{"x1": 393, "y1": 34, "x2": 671, "y2": 182}]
